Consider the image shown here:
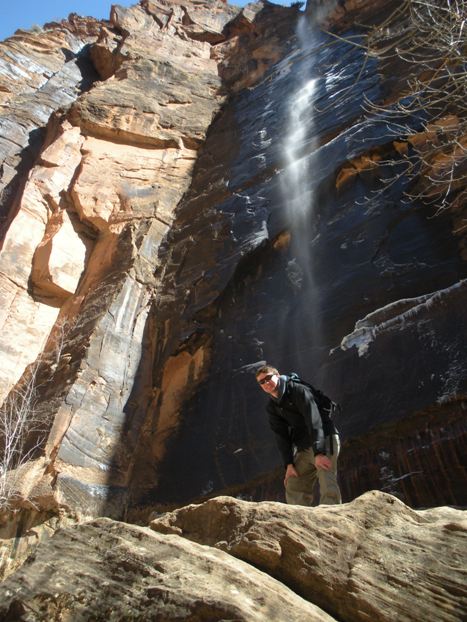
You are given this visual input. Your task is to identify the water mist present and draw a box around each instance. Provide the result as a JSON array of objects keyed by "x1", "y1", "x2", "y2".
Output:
[{"x1": 279, "y1": 15, "x2": 323, "y2": 359}]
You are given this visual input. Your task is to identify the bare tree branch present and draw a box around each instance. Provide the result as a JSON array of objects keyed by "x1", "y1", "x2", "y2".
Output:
[
  {"x1": 0, "y1": 318, "x2": 73, "y2": 509},
  {"x1": 329, "y1": 0, "x2": 466, "y2": 215}
]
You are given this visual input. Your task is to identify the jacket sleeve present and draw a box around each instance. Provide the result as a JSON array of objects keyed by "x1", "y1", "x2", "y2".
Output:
[
  {"x1": 267, "y1": 403, "x2": 294, "y2": 467},
  {"x1": 290, "y1": 382, "x2": 326, "y2": 454}
]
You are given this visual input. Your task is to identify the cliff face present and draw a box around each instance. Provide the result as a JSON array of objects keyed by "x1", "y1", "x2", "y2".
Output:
[
  {"x1": 0, "y1": 0, "x2": 465, "y2": 530},
  {"x1": 123, "y1": 0, "x2": 466, "y2": 514}
]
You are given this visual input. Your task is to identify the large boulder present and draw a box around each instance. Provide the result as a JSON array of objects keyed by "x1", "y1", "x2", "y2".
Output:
[
  {"x1": 0, "y1": 518, "x2": 332, "y2": 622},
  {"x1": 0, "y1": 491, "x2": 465, "y2": 621},
  {"x1": 150, "y1": 491, "x2": 467, "y2": 622}
]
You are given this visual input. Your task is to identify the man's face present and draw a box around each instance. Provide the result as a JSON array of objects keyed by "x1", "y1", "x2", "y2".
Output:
[{"x1": 257, "y1": 372, "x2": 279, "y2": 395}]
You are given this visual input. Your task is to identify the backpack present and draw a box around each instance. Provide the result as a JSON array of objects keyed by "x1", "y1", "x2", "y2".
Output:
[{"x1": 287, "y1": 372, "x2": 341, "y2": 420}]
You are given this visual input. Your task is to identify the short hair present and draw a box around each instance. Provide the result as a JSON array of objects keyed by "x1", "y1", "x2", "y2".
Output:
[{"x1": 255, "y1": 364, "x2": 279, "y2": 378}]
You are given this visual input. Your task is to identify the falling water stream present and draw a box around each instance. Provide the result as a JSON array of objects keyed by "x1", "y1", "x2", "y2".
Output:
[
  {"x1": 281, "y1": 77, "x2": 317, "y2": 220},
  {"x1": 281, "y1": 16, "x2": 319, "y2": 218},
  {"x1": 280, "y1": 15, "x2": 323, "y2": 354}
]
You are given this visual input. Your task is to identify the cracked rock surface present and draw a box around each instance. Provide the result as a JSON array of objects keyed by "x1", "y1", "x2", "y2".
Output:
[
  {"x1": 150, "y1": 491, "x2": 467, "y2": 622},
  {"x1": 0, "y1": 491, "x2": 465, "y2": 621}
]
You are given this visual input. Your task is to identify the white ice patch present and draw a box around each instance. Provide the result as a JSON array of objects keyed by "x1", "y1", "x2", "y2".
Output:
[
  {"x1": 200, "y1": 480, "x2": 214, "y2": 496},
  {"x1": 340, "y1": 278, "x2": 467, "y2": 356},
  {"x1": 233, "y1": 191, "x2": 252, "y2": 205},
  {"x1": 253, "y1": 153, "x2": 267, "y2": 168},
  {"x1": 235, "y1": 359, "x2": 265, "y2": 375},
  {"x1": 254, "y1": 128, "x2": 272, "y2": 149},
  {"x1": 325, "y1": 68, "x2": 347, "y2": 89},
  {"x1": 241, "y1": 219, "x2": 269, "y2": 250}
]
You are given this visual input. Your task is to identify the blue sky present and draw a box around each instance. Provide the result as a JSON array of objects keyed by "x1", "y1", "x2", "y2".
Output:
[{"x1": 0, "y1": 0, "x2": 293, "y2": 42}]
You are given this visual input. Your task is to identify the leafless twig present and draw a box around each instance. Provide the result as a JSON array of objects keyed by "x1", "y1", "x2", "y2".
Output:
[
  {"x1": 330, "y1": 0, "x2": 467, "y2": 214},
  {"x1": 0, "y1": 318, "x2": 73, "y2": 509}
]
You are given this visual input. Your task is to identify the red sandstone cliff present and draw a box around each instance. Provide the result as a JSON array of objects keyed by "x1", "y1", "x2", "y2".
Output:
[{"x1": 0, "y1": 0, "x2": 465, "y2": 567}]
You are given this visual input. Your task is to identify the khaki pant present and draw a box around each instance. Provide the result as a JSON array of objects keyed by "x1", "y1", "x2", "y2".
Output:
[{"x1": 285, "y1": 434, "x2": 341, "y2": 506}]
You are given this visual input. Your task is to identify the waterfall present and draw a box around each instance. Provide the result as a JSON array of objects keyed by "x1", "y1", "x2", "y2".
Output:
[
  {"x1": 281, "y1": 15, "x2": 319, "y2": 223},
  {"x1": 281, "y1": 77, "x2": 318, "y2": 221},
  {"x1": 279, "y1": 15, "x2": 323, "y2": 353}
]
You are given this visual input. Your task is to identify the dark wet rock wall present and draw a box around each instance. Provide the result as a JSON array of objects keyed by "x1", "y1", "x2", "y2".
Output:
[{"x1": 126, "y1": 12, "x2": 466, "y2": 514}]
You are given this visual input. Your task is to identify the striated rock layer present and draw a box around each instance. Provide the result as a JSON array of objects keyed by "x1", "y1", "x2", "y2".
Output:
[
  {"x1": 125, "y1": 0, "x2": 466, "y2": 514},
  {"x1": 0, "y1": 492, "x2": 465, "y2": 621},
  {"x1": 150, "y1": 491, "x2": 467, "y2": 622},
  {"x1": 0, "y1": 0, "x2": 301, "y2": 522},
  {"x1": 0, "y1": 0, "x2": 465, "y2": 539},
  {"x1": 0, "y1": 16, "x2": 102, "y2": 401},
  {"x1": 0, "y1": 519, "x2": 333, "y2": 621}
]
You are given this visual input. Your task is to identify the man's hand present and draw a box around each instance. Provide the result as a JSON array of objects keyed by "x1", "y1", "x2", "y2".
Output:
[
  {"x1": 284, "y1": 463, "x2": 299, "y2": 487},
  {"x1": 315, "y1": 454, "x2": 332, "y2": 471}
]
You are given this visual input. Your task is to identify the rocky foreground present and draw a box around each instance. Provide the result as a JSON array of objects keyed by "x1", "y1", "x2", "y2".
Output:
[{"x1": 0, "y1": 491, "x2": 465, "y2": 621}]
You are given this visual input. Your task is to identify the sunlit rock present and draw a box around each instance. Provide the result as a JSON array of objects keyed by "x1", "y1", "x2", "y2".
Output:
[
  {"x1": 0, "y1": 492, "x2": 464, "y2": 620},
  {"x1": 150, "y1": 491, "x2": 467, "y2": 622},
  {"x1": 0, "y1": 515, "x2": 333, "y2": 621}
]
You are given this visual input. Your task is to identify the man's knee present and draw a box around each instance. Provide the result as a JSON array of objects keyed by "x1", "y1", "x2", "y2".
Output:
[
  {"x1": 286, "y1": 485, "x2": 314, "y2": 506},
  {"x1": 318, "y1": 472, "x2": 342, "y2": 505}
]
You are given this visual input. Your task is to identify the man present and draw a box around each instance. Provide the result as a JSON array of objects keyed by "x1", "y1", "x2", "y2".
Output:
[{"x1": 256, "y1": 364, "x2": 341, "y2": 506}]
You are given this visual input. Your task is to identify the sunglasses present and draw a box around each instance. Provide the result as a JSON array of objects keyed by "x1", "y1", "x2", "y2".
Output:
[{"x1": 258, "y1": 374, "x2": 274, "y2": 385}]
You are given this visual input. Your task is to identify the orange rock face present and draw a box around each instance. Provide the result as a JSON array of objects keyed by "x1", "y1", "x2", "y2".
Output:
[
  {"x1": 0, "y1": 1, "x2": 233, "y2": 406},
  {"x1": 0, "y1": 0, "x2": 297, "y2": 519},
  {"x1": 0, "y1": 0, "x2": 465, "y2": 535}
]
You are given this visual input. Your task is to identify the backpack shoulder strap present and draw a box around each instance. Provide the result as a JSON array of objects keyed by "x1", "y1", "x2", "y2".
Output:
[{"x1": 287, "y1": 372, "x2": 340, "y2": 418}]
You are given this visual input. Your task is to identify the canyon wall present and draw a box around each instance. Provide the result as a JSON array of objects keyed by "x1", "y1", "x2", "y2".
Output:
[{"x1": 0, "y1": 0, "x2": 465, "y2": 533}]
